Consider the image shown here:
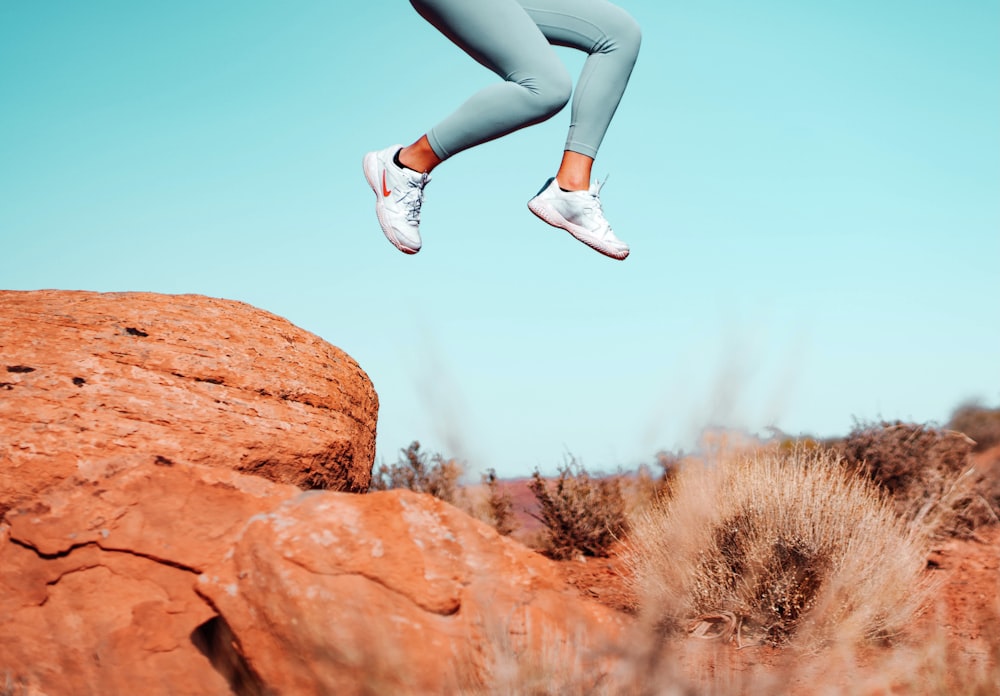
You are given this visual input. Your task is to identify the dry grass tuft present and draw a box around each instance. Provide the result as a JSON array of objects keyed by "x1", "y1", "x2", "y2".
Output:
[
  {"x1": 528, "y1": 458, "x2": 628, "y2": 560},
  {"x1": 849, "y1": 614, "x2": 1000, "y2": 696},
  {"x1": 626, "y1": 446, "x2": 930, "y2": 649}
]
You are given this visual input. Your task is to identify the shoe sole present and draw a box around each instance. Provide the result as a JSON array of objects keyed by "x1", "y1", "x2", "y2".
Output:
[
  {"x1": 363, "y1": 152, "x2": 420, "y2": 255},
  {"x1": 527, "y1": 198, "x2": 629, "y2": 261}
]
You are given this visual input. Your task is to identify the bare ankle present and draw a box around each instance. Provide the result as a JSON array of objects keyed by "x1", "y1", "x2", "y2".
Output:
[
  {"x1": 556, "y1": 178, "x2": 589, "y2": 192},
  {"x1": 398, "y1": 136, "x2": 441, "y2": 174},
  {"x1": 555, "y1": 151, "x2": 594, "y2": 192},
  {"x1": 397, "y1": 146, "x2": 421, "y2": 172}
]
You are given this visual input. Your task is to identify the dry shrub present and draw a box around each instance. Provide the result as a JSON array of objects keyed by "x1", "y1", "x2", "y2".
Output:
[
  {"x1": 482, "y1": 468, "x2": 518, "y2": 536},
  {"x1": 369, "y1": 441, "x2": 462, "y2": 505},
  {"x1": 528, "y1": 458, "x2": 627, "y2": 560},
  {"x1": 369, "y1": 444, "x2": 520, "y2": 537},
  {"x1": 619, "y1": 465, "x2": 663, "y2": 518},
  {"x1": 838, "y1": 420, "x2": 992, "y2": 536},
  {"x1": 948, "y1": 402, "x2": 1000, "y2": 452},
  {"x1": 620, "y1": 453, "x2": 682, "y2": 517},
  {"x1": 626, "y1": 447, "x2": 930, "y2": 649}
]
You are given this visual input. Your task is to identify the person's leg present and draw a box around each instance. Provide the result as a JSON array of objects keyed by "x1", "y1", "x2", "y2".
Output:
[
  {"x1": 522, "y1": 0, "x2": 640, "y2": 260},
  {"x1": 400, "y1": 0, "x2": 573, "y2": 171},
  {"x1": 519, "y1": 0, "x2": 641, "y2": 189},
  {"x1": 365, "y1": 0, "x2": 573, "y2": 254},
  {"x1": 365, "y1": 0, "x2": 640, "y2": 258},
  {"x1": 364, "y1": 0, "x2": 576, "y2": 255}
]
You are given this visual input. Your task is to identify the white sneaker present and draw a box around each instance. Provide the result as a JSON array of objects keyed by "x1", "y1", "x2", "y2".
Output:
[
  {"x1": 363, "y1": 145, "x2": 430, "y2": 254},
  {"x1": 527, "y1": 177, "x2": 629, "y2": 260}
]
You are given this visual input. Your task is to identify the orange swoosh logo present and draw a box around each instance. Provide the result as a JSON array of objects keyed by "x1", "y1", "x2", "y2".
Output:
[{"x1": 381, "y1": 171, "x2": 392, "y2": 198}]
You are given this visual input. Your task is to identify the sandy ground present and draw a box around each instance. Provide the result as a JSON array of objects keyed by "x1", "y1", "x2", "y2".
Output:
[{"x1": 926, "y1": 523, "x2": 1000, "y2": 665}]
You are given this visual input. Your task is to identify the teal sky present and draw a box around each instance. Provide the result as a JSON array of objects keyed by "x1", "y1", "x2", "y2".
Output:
[{"x1": 3, "y1": 1, "x2": 998, "y2": 477}]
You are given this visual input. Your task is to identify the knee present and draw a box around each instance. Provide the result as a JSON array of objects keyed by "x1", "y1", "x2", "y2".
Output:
[
  {"x1": 516, "y1": 65, "x2": 572, "y2": 120},
  {"x1": 600, "y1": 8, "x2": 642, "y2": 62},
  {"x1": 537, "y1": 67, "x2": 573, "y2": 116}
]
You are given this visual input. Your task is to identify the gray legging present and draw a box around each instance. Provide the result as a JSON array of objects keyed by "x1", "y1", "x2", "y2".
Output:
[{"x1": 411, "y1": 0, "x2": 641, "y2": 161}]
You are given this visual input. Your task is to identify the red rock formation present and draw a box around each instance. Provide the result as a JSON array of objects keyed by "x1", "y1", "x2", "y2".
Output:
[
  {"x1": 199, "y1": 488, "x2": 628, "y2": 695},
  {"x1": 0, "y1": 290, "x2": 378, "y2": 514},
  {"x1": 0, "y1": 460, "x2": 300, "y2": 696},
  {"x1": 0, "y1": 291, "x2": 629, "y2": 694},
  {"x1": 1, "y1": 462, "x2": 628, "y2": 695}
]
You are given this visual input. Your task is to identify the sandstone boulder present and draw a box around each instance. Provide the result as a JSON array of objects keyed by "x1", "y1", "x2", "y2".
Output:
[
  {"x1": 0, "y1": 290, "x2": 378, "y2": 514},
  {"x1": 199, "y1": 489, "x2": 629, "y2": 695},
  {"x1": 0, "y1": 460, "x2": 300, "y2": 696},
  {"x1": 2, "y1": 462, "x2": 628, "y2": 695}
]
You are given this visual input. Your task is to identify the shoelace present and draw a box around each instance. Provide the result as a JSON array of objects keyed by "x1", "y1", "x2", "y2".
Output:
[
  {"x1": 592, "y1": 174, "x2": 609, "y2": 196},
  {"x1": 585, "y1": 176, "x2": 610, "y2": 227},
  {"x1": 401, "y1": 173, "x2": 430, "y2": 225}
]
